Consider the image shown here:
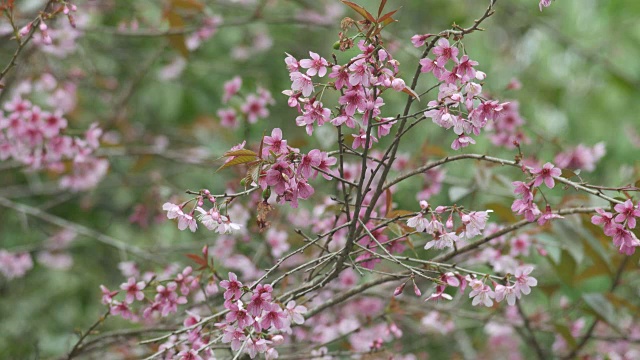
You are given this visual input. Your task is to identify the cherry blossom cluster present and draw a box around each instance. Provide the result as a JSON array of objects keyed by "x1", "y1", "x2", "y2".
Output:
[
  {"x1": 0, "y1": 96, "x2": 108, "y2": 191},
  {"x1": 257, "y1": 128, "x2": 337, "y2": 208},
  {"x1": 100, "y1": 264, "x2": 205, "y2": 323},
  {"x1": 554, "y1": 142, "x2": 605, "y2": 172},
  {"x1": 511, "y1": 162, "x2": 565, "y2": 224},
  {"x1": 217, "y1": 76, "x2": 275, "y2": 128},
  {"x1": 163, "y1": 190, "x2": 243, "y2": 233},
  {"x1": 283, "y1": 41, "x2": 408, "y2": 141},
  {"x1": 415, "y1": 36, "x2": 509, "y2": 150},
  {"x1": 407, "y1": 200, "x2": 492, "y2": 251},
  {"x1": 216, "y1": 272, "x2": 307, "y2": 359},
  {"x1": 0, "y1": 249, "x2": 33, "y2": 280},
  {"x1": 186, "y1": 15, "x2": 223, "y2": 51},
  {"x1": 398, "y1": 266, "x2": 537, "y2": 308},
  {"x1": 302, "y1": 285, "x2": 403, "y2": 354},
  {"x1": 18, "y1": 1, "x2": 78, "y2": 46},
  {"x1": 591, "y1": 200, "x2": 640, "y2": 255},
  {"x1": 486, "y1": 101, "x2": 530, "y2": 149}
]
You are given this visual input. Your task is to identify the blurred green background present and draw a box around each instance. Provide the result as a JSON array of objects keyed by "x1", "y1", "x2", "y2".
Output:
[{"x1": 0, "y1": 0, "x2": 639, "y2": 358}]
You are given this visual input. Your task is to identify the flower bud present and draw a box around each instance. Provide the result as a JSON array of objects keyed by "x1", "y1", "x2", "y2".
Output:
[
  {"x1": 272, "y1": 335, "x2": 284, "y2": 345},
  {"x1": 393, "y1": 283, "x2": 405, "y2": 296},
  {"x1": 19, "y1": 23, "x2": 32, "y2": 37}
]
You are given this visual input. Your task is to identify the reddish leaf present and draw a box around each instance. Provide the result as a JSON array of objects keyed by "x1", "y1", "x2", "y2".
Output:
[
  {"x1": 377, "y1": 0, "x2": 387, "y2": 17},
  {"x1": 379, "y1": 16, "x2": 398, "y2": 28},
  {"x1": 185, "y1": 253, "x2": 207, "y2": 266},
  {"x1": 378, "y1": 9, "x2": 399, "y2": 23},
  {"x1": 341, "y1": 1, "x2": 376, "y2": 23}
]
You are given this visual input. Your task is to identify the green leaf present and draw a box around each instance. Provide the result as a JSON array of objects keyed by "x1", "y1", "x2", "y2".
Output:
[
  {"x1": 583, "y1": 293, "x2": 618, "y2": 329},
  {"x1": 223, "y1": 149, "x2": 258, "y2": 157},
  {"x1": 217, "y1": 155, "x2": 257, "y2": 172},
  {"x1": 448, "y1": 186, "x2": 473, "y2": 202},
  {"x1": 550, "y1": 249, "x2": 577, "y2": 285},
  {"x1": 484, "y1": 202, "x2": 518, "y2": 223},
  {"x1": 553, "y1": 323, "x2": 577, "y2": 348}
]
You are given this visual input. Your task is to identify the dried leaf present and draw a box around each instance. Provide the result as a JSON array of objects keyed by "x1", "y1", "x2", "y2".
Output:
[
  {"x1": 401, "y1": 86, "x2": 420, "y2": 101},
  {"x1": 172, "y1": 0, "x2": 204, "y2": 10},
  {"x1": 163, "y1": 10, "x2": 189, "y2": 57},
  {"x1": 386, "y1": 209, "x2": 415, "y2": 219}
]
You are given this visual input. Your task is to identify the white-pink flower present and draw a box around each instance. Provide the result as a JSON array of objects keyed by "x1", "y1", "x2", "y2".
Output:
[{"x1": 299, "y1": 51, "x2": 329, "y2": 77}]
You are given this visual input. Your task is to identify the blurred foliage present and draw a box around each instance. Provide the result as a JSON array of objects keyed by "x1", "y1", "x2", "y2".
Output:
[{"x1": 0, "y1": 0, "x2": 639, "y2": 358}]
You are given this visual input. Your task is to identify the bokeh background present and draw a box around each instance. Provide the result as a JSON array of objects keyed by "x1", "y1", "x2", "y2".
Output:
[{"x1": 1, "y1": 0, "x2": 639, "y2": 358}]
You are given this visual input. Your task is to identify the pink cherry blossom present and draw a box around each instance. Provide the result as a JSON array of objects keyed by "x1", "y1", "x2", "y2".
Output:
[
  {"x1": 432, "y1": 38, "x2": 459, "y2": 67},
  {"x1": 352, "y1": 129, "x2": 378, "y2": 149},
  {"x1": 290, "y1": 71, "x2": 314, "y2": 97},
  {"x1": 120, "y1": 277, "x2": 146, "y2": 303},
  {"x1": 262, "y1": 128, "x2": 288, "y2": 157},
  {"x1": 411, "y1": 33, "x2": 434, "y2": 47},
  {"x1": 222, "y1": 76, "x2": 242, "y2": 103},
  {"x1": 220, "y1": 272, "x2": 243, "y2": 300},
  {"x1": 468, "y1": 279, "x2": 495, "y2": 307},
  {"x1": 614, "y1": 200, "x2": 640, "y2": 229},
  {"x1": 241, "y1": 94, "x2": 269, "y2": 124},
  {"x1": 494, "y1": 284, "x2": 518, "y2": 306},
  {"x1": 299, "y1": 51, "x2": 329, "y2": 77},
  {"x1": 537, "y1": 205, "x2": 564, "y2": 225},
  {"x1": 514, "y1": 266, "x2": 538, "y2": 296},
  {"x1": 531, "y1": 162, "x2": 561, "y2": 189}
]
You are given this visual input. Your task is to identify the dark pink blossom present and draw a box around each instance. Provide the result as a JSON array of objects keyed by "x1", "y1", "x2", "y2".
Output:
[
  {"x1": 220, "y1": 272, "x2": 243, "y2": 300},
  {"x1": 432, "y1": 38, "x2": 459, "y2": 66},
  {"x1": 262, "y1": 128, "x2": 288, "y2": 157},
  {"x1": 226, "y1": 302, "x2": 254, "y2": 328},
  {"x1": 260, "y1": 302, "x2": 287, "y2": 330},
  {"x1": 614, "y1": 200, "x2": 640, "y2": 229},
  {"x1": 120, "y1": 277, "x2": 145, "y2": 304}
]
